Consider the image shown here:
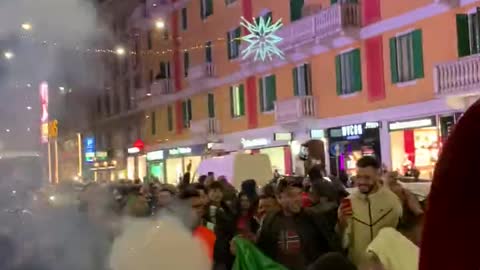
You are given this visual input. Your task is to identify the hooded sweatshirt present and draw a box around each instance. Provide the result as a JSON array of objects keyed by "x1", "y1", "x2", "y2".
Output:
[{"x1": 343, "y1": 187, "x2": 402, "y2": 265}]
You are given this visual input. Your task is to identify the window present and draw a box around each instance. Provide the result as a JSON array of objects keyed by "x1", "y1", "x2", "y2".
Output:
[
  {"x1": 331, "y1": 0, "x2": 358, "y2": 4},
  {"x1": 227, "y1": 27, "x2": 241, "y2": 60},
  {"x1": 225, "y1": 0, "x2": 237, "y2": 5},
  {"x1": 149, "y1": 70, "x2": 154, "y2": 85},
  {"x1": 293, "y1": 64, "x2": 312, "y2": 96},
  {"x1": 147, "y1": 30, "x2": 153, "y2": 50},
  {"x1": 259, "y1": 74, "x2": 277, "y2": 112},
  {"x1": 124, "y1": 80, "x2": 131, "y2": 111},
  {"x1": 208, "y1": 93, "x2": 215, "y2": 118},
  {"x1": 205, "y1": 41, "x2": 213, "y2": 63},
  {"x1": 389, "y1": 30, "x2": 424, "y2": 83},
  {"x1": 456, "y1": 10, "x2": 480, "y2": 57},
  {"x1": 182, "y1": 99, "x2": 192, "y2": 128},
  {"x1": 151, "y1": 111, "x2": 156, "y2": 135},
  {"x1": 256, "y1": 11, "x2": 273, "y2": 24},
  {"x1": 167, "y1": 105, "x2": 173, "y2": 131},
  {"x1": 230, "y1": 84, "x2": 245, "y2": 118},
  {"x1": 200, "y1": 0, "x2": 213, "y2": 19},
  {"x1": 183, "y1": 51, "x2": 189, "y2": 77},
  {"x1": 181, "y1": 8, "x2": 188, "y2": 30},
  {"x1": 335, "y1": 49, "x2": 362, "y2": 95},
  {"x1": 290, "y1": 0, "x2": 304, "y2": 22},
  {"x1": 134, "y1": 73, "x2": 142, "y2": 89},
  {"x1": 158, "y1": 61, "x2": 171, "y2": 79}
]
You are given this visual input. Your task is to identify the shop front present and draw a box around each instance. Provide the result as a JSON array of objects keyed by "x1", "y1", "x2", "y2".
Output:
[
  {"x1": 126, "y1": 139, "x2": 146, "y2": 181},
  {"x1": 240, "y1": 133, "x2": 293, "y2": 175},
  {"x1": 388, "y1": 114, "x2": 461, "y2": 180},
  {"x1": 163, "y1": 144, "x2": 206, "y2": 184},
  {"x1": 146, "y1": 150, "x2": 165, "y2": 183},
  {"x1": 327, "y1": 122, "x2": 381, "y2": 176}
]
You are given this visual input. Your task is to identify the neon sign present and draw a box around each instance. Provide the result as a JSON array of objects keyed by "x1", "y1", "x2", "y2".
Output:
[{"x1": 40, "y1": 82, "x2": 49, "y2": 143}]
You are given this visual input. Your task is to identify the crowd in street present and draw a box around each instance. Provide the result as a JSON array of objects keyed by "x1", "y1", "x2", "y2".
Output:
[{"x1": 82, "y1": 155, "x2": 425, "y2": 270}]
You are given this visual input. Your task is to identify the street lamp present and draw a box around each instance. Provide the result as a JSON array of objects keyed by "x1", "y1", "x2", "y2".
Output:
[
  {"x1": 155, "y1": 20, "x2": 165, "y2": 30},
  {"x1": 3, "y1": 51, "x2": 14, "y2": 60},
  {"x1": 115, "y1": 47, "x2": 126, "y2": 56},
  {"x1": 21, "y1": 23, "x2": 32, "y2": 31}
]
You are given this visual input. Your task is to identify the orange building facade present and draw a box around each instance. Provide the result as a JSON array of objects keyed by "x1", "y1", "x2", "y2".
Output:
[{"x1": 126, "y1": 0, "x2": 478, "y2": 183}]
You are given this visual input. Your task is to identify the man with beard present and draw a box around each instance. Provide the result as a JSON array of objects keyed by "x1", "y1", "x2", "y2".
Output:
[{"x1": 338, "y1": 156, "x2": 402, "y2": 266}]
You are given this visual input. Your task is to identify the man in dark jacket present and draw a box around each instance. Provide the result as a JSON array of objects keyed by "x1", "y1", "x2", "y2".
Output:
[{"x1": 257, "y1": 179, "x2": 341, "y2": 270}]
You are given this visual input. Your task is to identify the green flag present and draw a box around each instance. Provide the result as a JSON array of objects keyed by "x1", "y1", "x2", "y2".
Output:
[{"x1": 232, "y1": 237, "x2": 288, "y2": 270}]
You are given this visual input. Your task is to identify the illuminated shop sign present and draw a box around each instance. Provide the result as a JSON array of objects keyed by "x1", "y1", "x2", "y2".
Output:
[
  {"x1": 127, "y1": 147, "x2": 141, "y2": 154},
  {"x1": 310, "y1": 129, "x2": 325, "y2": 139},
  {"x1": 273, "y1": 132, "x2": 293, "y2": 141},
  {"x1": 95, "y1": 151, "x2": 108, "y2": 161},
  {"x1": 84, "y1": 137, "x2": 96, "y2": 163},
  {"x1": 40, "y1": 82, "x2": 49, "y2": 144},
  {"x1": 388, "y1": 117, "x2": 436, "y2": 131},
  {"x1": 169, "y1": 147, "x2": 192, "y2": 156},
  {"x1": 127, "y1": 139, "x2": 145, "y2": 155},
  {"x1": 147, "y1": 150, "x2": 164, "y2": 161},
  {"x1": 329, "y1": 122, "x2": 380, "y2": 141},
  {"x1": 241, "y1": 138, "x2": 270, "y2": 148}
]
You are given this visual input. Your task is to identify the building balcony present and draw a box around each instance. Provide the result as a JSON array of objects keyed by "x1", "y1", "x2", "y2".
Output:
[
  {"x1": 275, "y1": 96, "x2": 317, "y2": 126},
  {"x1": 151, "y1": 78, "x2": 174, "y2": 95},
  {"x1": 187, "y1": 63, "x2": 216, "y2": 83},
  {"x1": 434, "y1": 54, "x2": 480, "y2": 97},
  {"x1": 190, "y1": 118, "x2": 220, "y2": 139}
]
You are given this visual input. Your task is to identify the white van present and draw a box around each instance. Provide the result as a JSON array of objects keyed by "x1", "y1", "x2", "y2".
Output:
[{"x1": 195, "y1": 153, "x2": 273, "y2": 188}]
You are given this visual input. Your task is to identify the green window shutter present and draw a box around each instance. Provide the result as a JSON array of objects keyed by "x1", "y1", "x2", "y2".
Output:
[
  {"x1": 208, "y1": 93, "x2": 215, "y2": 118},
  {"x1": 227, "y1": 32, "x2": 232, "y2": 60},
  {"x1": 167, "y1": 106, "x2": 173, "y2": 131},
  {"x1": 181, "y1": 8, "x2": 188, "y2": 30},
  {"x1": 200, "y1": 0, "x2": 205, "y2": 19},
  {"x1": 207, "y1": 0, "x2": 213, "y2": 15},
  {"x1": 293, "y1": 68, "x2": 299, "y2": 96},
  {"x1": 267, "y1": 75, "x2": 277, "y2": 110},
  {"x1": 331, "y1": 0, "x2": 338, "y2": 4},
  {"x1": 335, "y1": 55, "x2": 342, "y2": 95},
  {"x1": 290, "y1": 0, "x2": 304, "y2": 22},
  {"x1": 182, "y1": 101, "x2": 187, "y2": 127},
  {"x1": 389, "y1": 37, "x2": 399, "y2": 83},
  {"x1": 229, "y1": 86, "x2": 234, "y2": 117},
  {"x1": 258, "y1": 78, "x2": 264, "y2": 112},
  {"x1": 187, "y1": 99, "x2": 193, "y2": 121},
  {"x1": 456, "y1": 14, "x2": 470, "y2": 57},
  {"x1": 235, "y1": 27, "x2": 241, "y2": 57},
  {"x1": 412, "y1": 29, "x2": 425, "y2": 79},
  {"x1": 352, "y1": 49, "x2": 362, "y2": 91},
  {"x1": 239, "y1": 84, "x2": 245, "y2": 116}
]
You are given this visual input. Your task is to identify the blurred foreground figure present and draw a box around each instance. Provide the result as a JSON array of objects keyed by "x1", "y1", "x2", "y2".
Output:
[
  {"x1": 419, "y1": 101, "x2": 480, "y2": 270},
  {"x1": 110, "y1": 217, "x2": 211, "y2": 270}
]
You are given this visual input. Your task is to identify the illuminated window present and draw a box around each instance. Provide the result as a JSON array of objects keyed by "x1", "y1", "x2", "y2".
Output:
[
  {"x1": 230, "y1": 84, "x2": 245, "y2": 118},
  {"x1": 227, "y1": 27, "x2": 241, "y2": 60},
  {"x1": 259, "y1": 74, "x2": 277, "y2": 112}
]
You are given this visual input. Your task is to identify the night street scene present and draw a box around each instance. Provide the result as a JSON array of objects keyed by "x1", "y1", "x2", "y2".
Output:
[{"x1": 0, "y1": 0, "x2": 477, "y2": 269}]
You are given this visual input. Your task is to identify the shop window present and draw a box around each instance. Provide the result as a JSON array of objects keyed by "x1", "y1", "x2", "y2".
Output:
[
  {"x1": 230, "y1": 84, "x2": 245, "y2": 118},
  {"x1": 259, "y1": 74, "x2": 277, "y2": 112},
  {"x1": 182, "y1": 99, "x2": 192, "y2": 128},
  {"x1": 183, "y1": 51, "x2": 189, "y2": 77},
  {"x1": 167, "y1": 105, "x2": 173, "y2": 131},
  {"x1": 225, "y1": 0, "x2": 237, "y2": 5},
  {"x1": 181, "y1": 7, "x2": 188, "y2": 31},
  {"x1": 207, "y1": 93, "x2": 215, "y2": 118},
  {"x1": 335, "y1": 49, "x2": 362, "y2": 95},
  {"x1": 200, "y1": 0, "x2": 213, "y2": 20},
  {"x1": 205, "y1": 41, "x2": 213, "y2": 63},
  {"x1": 389, "y1": 30, "x2": 424, "y2": 83},
  {"x1": 293, "y1": 63, "x2": 312, "y2": 96},
  {"x1": 151, "y1": 111, "x2": 156, "y2": 135},
  {"x1": 290, "y1": 0, "x2": 304, "y2": 22},
  {"x1": 457, "y1": 9, "x2": 480, "y2": 57},
  {"x1": 227, "y1": 27, "x2": 241, "y2": 60}
]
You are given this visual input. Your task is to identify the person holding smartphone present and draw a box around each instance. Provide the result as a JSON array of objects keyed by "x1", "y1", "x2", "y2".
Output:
[{"x1": 337, "y1": 156, "x2": 402, "y2": 266}]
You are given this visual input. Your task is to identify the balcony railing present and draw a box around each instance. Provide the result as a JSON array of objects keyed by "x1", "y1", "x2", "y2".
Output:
[
  {"x1": 434, "y1": 54, "x2": 480, "y2": 96},
  {"x1": 276, "y1": 3, "x2": 360, "y2": 51},
  {"x1": 275, "y1": 96, "x2": 316, "y2": 125},
  {"x1": 188, "y1": 63, "x2": 216, "y2": 82},
  {"x1": 190, "y1": 118, "x2": 220, "y2": 137},
  {"x1": 151, "y1": 79, "x2": 174, "y2": 95}
]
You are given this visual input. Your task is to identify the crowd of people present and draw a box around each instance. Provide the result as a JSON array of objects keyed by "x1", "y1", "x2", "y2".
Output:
[{"x1": 84, "y1": 155, "x2": 425, "y2": 270}]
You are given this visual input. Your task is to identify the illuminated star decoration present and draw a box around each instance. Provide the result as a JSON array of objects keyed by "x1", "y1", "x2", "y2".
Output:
[{"x1": 239, "y1": 16, "x2": 284, "y2": 62}]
